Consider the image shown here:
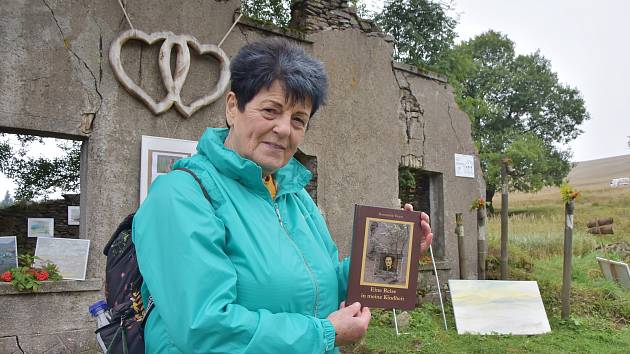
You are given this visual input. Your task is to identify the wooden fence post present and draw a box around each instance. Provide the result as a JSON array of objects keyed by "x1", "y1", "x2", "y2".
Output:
[
  {"x1": 561, "y1": 200, "x2": 575, "y2": 320},
  {"x1": 500, "y1": 159, "x2": 509, "y2": 280},
  {"x1": 456, "y1": 213, "x2": 466, "y2": 279},
  {"x1": 477, "y1": 206, "x2": 487, "y2": 280}
]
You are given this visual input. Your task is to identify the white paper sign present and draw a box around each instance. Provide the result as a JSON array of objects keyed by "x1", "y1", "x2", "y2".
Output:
[{"x1": 454, "y1": 154, "x2": 475, "y2": 178}]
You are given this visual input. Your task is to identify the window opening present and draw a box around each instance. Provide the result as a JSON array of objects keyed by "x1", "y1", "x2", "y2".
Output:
[{"x1": 0, "y1": 131, "x2": 84, "y2": 258}]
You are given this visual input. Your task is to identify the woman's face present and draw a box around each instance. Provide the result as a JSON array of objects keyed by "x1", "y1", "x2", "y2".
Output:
[{"x1": 224, "y1": 80, "x2": 312, "y2": 176}]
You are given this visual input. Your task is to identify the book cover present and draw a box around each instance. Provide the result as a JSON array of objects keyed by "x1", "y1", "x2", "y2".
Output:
[{"x1": 346, "y1": 204, "x2": 422, "y2": 310}]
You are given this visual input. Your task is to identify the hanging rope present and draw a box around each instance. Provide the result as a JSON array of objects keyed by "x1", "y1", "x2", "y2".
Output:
[
  {"x1": 218, "y1": 13, "x2": 243, "y2": 48},
  {"x1": 115, "y1": 0, "x2": 242, "y2": 48},
  {"x1": 117, "y1": 0, "x2": 135, "y2": 30}
]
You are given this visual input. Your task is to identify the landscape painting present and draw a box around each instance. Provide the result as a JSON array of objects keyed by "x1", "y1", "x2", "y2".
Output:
[
  {"x1": 67, "y1": 206, "x2": 80, "y2": 225},
  {"x1": 140, "y1": 135, "x2": 197, "y2": 202},
  {"x1": 449, "y1": 280, "x2": 551, "y2": 335},
  {"x1": 34, "y1": 238, "x2": 90, "y2": 280},
  {"x1": 150, "y1": 150, "x2": 191, "y2": 182},
  {"x1": 27, "y1": 218, "x2": 54, "y2": 238},
  {"x1": 0, "y1": 236, "x2": 18, "y2": 273}
]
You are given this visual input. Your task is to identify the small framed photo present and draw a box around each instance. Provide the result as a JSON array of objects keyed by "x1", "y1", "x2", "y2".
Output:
[
  {"x1": 0, "y1": 236, "x2": 18, "y2": 273},
  {"x1": 67, "y1": 206, "x2": 80, "y2": 225},
  {"x1": 27, "y1": 218, "x2": 54, "y2": 238},
  {"x1": 140, "y1": 135, "x2": 197, "y2": 203},
  {"x1": 35, "y1": 238, "x2": 90, "y2": 280}
]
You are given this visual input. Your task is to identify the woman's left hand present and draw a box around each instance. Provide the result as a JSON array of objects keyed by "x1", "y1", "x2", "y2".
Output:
[{"x1": 404, "y1": 203, "x2": 433, "y2": 253}]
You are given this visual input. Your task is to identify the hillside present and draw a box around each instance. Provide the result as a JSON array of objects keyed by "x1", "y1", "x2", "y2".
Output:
[
  {"x1": 498, "y1": 154, "x2": 630, "y2": 204},
  {"x1": 568, "y1": 154, "x2": 630, "y2": 189}
]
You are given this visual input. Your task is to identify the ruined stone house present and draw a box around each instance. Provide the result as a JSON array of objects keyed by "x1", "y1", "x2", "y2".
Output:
[{"x1": 0, "y1": 0, "x2": 484, "y2": 351}]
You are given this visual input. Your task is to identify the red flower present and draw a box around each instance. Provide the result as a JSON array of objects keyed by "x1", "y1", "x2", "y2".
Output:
[
  {"x1": 1, "y1": 271, "x2": 12, "y2": 282},
  {"x1": 36, "y1": 270, "x2": 49, "y2": 281}
]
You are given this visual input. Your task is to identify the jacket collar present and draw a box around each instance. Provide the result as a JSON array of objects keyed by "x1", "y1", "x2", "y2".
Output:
[{"x1": 196, "y1": 128, "x2": 312, "y2": 199}]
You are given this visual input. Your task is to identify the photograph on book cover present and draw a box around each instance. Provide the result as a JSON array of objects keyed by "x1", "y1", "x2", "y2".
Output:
[
  {"x1": 359, "y1": 217, "x2": 415, "y2": 288},
  {"x1": 347, "y1": 205, "x2": 422, "y2": 309}
]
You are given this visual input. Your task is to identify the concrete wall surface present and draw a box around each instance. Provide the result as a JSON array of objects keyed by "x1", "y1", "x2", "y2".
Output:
[{"x1": 0, "y1": 0, "x2": 484, "y2": 350}]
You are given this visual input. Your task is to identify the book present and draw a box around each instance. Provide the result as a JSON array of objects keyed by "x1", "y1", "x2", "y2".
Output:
[{"x1": 346, "y1": 204, "x2": 422, "y2": 310}]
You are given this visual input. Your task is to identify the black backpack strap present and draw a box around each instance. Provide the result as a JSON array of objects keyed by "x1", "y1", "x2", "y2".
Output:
[
  {"x1": 140, "y1": 295, "x2": 155, "y2": 331},
  {"x1": 174, "y1": 167, "x2": 211, "y2": 203},
  {"x1": 103, "y1": 213, "x2": 135, "y2": 255}
]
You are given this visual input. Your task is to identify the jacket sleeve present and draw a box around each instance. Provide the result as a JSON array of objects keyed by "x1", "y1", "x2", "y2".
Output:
[{"x1": 133, "y1": 171, "x2": 336, "y2": 354}]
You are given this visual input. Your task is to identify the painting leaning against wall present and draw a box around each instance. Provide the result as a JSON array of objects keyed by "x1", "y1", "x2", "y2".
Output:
[{"x1": 0, "y1": 236, "x2": 18, "y2": 273}]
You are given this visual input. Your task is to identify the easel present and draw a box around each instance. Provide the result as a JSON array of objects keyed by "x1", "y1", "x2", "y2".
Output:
[{"x1": 392, "y1": 244, "x2": 448, "y2": 335}]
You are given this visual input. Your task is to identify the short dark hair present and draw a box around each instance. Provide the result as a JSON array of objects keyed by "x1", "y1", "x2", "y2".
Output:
[{"x1": 229, "y1": 38, "x2": 328, "y2": 117}]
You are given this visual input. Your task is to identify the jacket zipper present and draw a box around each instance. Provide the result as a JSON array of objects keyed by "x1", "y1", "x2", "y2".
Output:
[{"x1": 274, "y1": 202, "x2": 320, "y2": 317}]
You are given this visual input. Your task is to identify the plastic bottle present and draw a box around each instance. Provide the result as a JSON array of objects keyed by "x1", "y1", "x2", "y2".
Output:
[{"x1": 89, "y1": 300, "x2": 111, "y2": 353}]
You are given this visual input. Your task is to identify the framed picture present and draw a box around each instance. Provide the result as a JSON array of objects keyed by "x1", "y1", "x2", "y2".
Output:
[
  {"x1": 67, "y1": 206, "x2": 80, "y2": 225},
  {"x1": 34, "y1": 238, "x2": 90, "y2": 280},
  {"x1": 27, "y1": 218, "x2": 54, "y2": 238},
  {"x1": 0, "y1": 236, "x2": 18, "y2": 273},
  {"x1": 140, "y1": 135, "x2": 198, "y2": 203}
]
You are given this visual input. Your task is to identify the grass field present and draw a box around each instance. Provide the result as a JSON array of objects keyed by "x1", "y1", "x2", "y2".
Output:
[{"x1": 347, "y1": 157, "x2": 630, "y2": 353}]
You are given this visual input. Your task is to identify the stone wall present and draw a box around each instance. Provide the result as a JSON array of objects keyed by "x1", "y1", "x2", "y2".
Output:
[
  {"x1": 0, "y1": 0, "x2": 484, "y2": 350},
  {"x1": 0, "y1": 195, "x2": 80, "y2": 255},
  {"x1": 290, "y1": 0, "x2": 383, "y2": 36}
]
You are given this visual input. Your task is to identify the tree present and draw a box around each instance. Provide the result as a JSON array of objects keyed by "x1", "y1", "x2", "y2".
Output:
[
  {"x1": 0, "y1": 134, "x2": 80, "y2": 202},
  {"x1": 350, "y1": 0, "x2": 373, "y2": 19},
  {"x1": 374, "y1": 3, "x2": 587, "y2": 205},
  {"x1": 375, "y1": 0, "x2": 457, "y2": 68},
  {"x1": 0, "y1": 190, "x2": 13, "y2": 208},
  {"x1": 241, "y1": 0, "x2": 291, "y2": 27},
  {"x1": 442, "y1": 31, "x2": 589, "y2": 204}
]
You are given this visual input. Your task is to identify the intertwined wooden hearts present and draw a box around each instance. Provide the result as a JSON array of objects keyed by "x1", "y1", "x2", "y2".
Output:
[{"x1": 109, "y1": 30, "x2": 230, "y2": 118}]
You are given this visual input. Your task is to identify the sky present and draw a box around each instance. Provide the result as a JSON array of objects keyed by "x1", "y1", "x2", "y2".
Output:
[
  {"x1": 2, "y1": 0, "x2": 629, "y2": 199},
  {"x1": 365, "y1": 0, "x2": 630, "y2": 162}
]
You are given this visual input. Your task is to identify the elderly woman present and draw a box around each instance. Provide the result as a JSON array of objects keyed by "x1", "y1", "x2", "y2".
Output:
[{"x1": 133, "y1": 38, "x2": 433, "y2": 353}]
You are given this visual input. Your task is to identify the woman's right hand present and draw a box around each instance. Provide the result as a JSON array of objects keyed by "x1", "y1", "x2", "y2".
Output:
[{"x1": 327, "y1": 301, "x2": 371, "y2": 346}]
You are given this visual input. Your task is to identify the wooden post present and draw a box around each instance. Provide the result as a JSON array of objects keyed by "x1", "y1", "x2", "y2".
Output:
[
  {"x1": 456, "y1": 213, "x2": 466, "y2": 279},
  {"x1": 477, "y1": 206, "x2": 487, "y2": 280},
  {"x1": 500, "y1": 159, "x2": 509, "y2": 280},
  {"x1": 561, "y1": 200, "x2": 575, "y2": 320}
]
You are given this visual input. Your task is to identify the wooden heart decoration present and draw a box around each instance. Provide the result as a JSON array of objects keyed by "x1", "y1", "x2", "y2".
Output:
[{"x1": 109, "y1": 29, "x2": 230, "y2": 118}]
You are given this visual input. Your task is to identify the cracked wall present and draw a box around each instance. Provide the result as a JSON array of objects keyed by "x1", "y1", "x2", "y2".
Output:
[
  {"x1": 392, "y1": 62, "x2": 485, "y2": 279},
  {"x1": 0, "y1": 0, "x2": 483, "y2": 349}
]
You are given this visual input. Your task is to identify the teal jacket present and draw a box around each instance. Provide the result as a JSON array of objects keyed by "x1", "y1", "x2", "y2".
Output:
[{"x1": 133, "y1": 128, "x2": 350, "y2": 353}]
